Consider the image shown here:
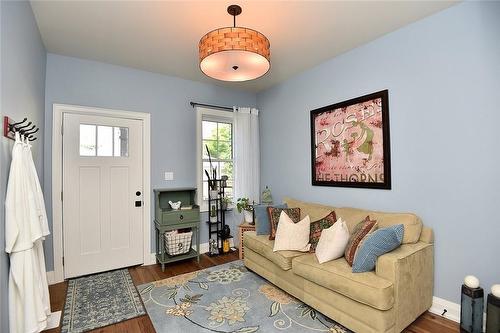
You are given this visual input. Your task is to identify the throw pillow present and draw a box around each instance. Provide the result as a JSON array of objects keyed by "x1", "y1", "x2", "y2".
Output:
[
  {"x1": 352, "y1": 224, "x2": 404, "y2": 273},
  {"x1": 255, "y1": 204, "x2": 287, "y2": 235},
  {"x1": 309, "y1": 210, "x2": 337, "y2": 252},
  {"x1": 315, "y1": 218, "x2": 350, "y2": 264},
  {"x1": 268, "y1": 207, "x2": 301, "y2": 240},
  {"x1": 273, "y1": 211, "x2": 311, "y2": 252},
  {"x1": 344, "y1": 216, "x2": 378, "y2": 266}
]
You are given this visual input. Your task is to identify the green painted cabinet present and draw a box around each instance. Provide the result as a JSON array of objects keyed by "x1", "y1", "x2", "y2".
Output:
[{"x1": 154, "y1": 188, "x2": 200, "y2": 271}]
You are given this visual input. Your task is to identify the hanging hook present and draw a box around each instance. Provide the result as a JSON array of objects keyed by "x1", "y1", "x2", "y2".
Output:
[
  {"x1": 28, "y1": 135, "x2": 37, "y2": 141},
  {"x1": 8, "y1": 118, "x2": 28, "y2": 132},
  {"x1": 23, "y1": 126, "x2": 38, "y2": 136},
  {"x1": 17, "y1": 121, "x2": 32, "y2": 131},
  {"x1": 11, "y1": 118, "x2": 28, "y2": 126}
]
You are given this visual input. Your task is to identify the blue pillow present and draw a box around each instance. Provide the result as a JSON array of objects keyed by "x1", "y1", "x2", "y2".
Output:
[
  {"x1": 352, "y1": 224, "x2": 404, "y2": 273},
  {"x1": 254, "y1": 203, "x2": 287, "y2": 235}
]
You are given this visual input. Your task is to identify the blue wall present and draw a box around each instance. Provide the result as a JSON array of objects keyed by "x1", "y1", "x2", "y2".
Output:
[
  {"x1": 0, "y1": 1, "x2": 47, "y2": 331},
  {"x1": 43, "y1": 54, "x2": 256, "y2": 270},
  {"x1": 257, "y1": 1, "x2": 500, "y2": 303}
]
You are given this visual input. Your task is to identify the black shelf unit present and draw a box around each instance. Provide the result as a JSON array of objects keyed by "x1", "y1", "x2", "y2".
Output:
[{"x1": 206, "y1": 179, "x2": 232, "y2": 255}]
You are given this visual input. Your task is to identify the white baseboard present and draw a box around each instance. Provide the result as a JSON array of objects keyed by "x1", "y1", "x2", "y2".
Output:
[
  {"x1": 429, "y1": 296, "x2": 487, "y2": 331},
  {"x1": 46, "y1": 311, "x2": 61, "y2": 330},
  {"x1": 429, "y1": 296, "x2": 460, "y2": 323},
  {"x1": 145, "y1": 252, "x2": 157, "y2": 265}
]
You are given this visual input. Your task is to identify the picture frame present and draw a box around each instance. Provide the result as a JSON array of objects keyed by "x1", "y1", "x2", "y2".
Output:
[{"x1": 310, "y1": 90, "x2": 391, "y2": 189}]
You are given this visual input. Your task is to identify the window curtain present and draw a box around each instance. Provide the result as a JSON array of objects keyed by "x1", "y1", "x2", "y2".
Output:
[{"x1": 233, "y1": 107, "x2": 260, "y2": 203}]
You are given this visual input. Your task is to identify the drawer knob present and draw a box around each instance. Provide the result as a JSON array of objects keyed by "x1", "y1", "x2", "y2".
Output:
[{"x1": 180, "y1": 215, "x2": 184, "y2": 220}]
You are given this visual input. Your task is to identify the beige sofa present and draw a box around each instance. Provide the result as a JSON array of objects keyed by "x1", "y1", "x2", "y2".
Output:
[{"x1": 243, "y1": 197, "x2": 434, "y2": 333}]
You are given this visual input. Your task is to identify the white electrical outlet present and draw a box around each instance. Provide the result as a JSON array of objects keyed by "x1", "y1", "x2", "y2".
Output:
[{"x1": 164, "y1": 172, "x2": 174, "y2": 181}]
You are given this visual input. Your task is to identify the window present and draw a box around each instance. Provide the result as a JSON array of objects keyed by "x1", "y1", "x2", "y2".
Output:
[
  {"x1": 79, "y1": 124, "x2": 129, "y2": 157},
  {"x1": 197, "y1": 108, "x2": 234, "y2": 211},
  {"x1": 202, "y1": 120, "x2": 233, "y2": 200}
]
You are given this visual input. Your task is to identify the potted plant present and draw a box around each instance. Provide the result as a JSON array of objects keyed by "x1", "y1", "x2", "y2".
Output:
[
  {"x1": 236, "y1": 197, "x2": 254, "y2": 223},
  {"x1": 221, "y1": 197, "x2": 233, "y2": 211}
]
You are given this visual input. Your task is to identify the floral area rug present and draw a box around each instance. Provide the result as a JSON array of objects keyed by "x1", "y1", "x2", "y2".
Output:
[
  {"x1": 60, "y1": 269, "x2": 146, "y2": 333},
  {"x1": 138, "y1": 261, "x2": 351, "y2": 333}
]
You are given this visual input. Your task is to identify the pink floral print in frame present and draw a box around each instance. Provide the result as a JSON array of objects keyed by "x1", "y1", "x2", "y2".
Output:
[{"x1": 310, "y1": 90, "x2": 391, "y2": 189}]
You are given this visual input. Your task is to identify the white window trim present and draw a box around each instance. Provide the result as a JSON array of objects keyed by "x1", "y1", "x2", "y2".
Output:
[{"x1": 196, "y1": 107, "x2": 234, "y2": 212}]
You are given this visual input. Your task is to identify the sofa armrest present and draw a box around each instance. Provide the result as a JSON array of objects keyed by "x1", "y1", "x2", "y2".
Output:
[{"x1": 376, "y1": 242, "x2": 434, "y2": 332}]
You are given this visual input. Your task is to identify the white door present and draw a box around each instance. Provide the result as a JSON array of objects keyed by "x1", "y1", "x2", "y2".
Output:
[{"x1": 62, "y1": 113, "x2": 144, "y2": 278}]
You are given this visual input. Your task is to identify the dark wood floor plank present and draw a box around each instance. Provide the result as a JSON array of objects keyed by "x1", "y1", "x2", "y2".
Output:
[{"x1": 43, "y1": 252, "x2": 458, "y2": 333}]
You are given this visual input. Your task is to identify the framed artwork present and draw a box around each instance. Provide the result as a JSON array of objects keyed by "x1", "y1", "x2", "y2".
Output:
[{"x1": 310, "y1": 90, "x2": 391, "y2": 189}]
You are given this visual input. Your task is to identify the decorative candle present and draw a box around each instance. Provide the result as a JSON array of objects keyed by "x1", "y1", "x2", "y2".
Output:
[
  {"x1": 465, "y1": 275, "x2": 480, "y2": 289},
  {"x1": 492, "y1": 285, "x2": 500, "y2": 298},
  {"x1": 486, "y1": 290, "x2": 500, "y2": 333},
  {"x1": 460, "y1": 277, "x2": 484, "y2": 333},
  {"x1": 223, "y1": 239, "x2": 230, "y2": 253}
]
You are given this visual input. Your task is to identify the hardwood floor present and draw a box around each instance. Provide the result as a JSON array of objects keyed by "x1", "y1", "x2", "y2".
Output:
[{"x1": 44, "y1": 252, "x2": 458, "y2": 333}]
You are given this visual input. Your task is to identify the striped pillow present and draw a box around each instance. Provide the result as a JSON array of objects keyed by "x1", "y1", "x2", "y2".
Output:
[
  {"x1": 344, "y1": 216, "x2": 378, "y2": 266},
  {"x1": 309, "y1": 210, "x2": 337, "y2": 253},
  {"x1": 352, "y1": 224, "x2": 404, "y2": 273}
]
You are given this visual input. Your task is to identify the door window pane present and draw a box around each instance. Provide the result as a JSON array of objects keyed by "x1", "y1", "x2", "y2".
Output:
[
  {"x1": 80, "y1": 124, "x2": 129, "y2": 157},
  {"x1": 80, "y1": 124, "x2": 96, "y2": 156},
  {"x1": 97, "y1": 126, "x2": 113, "y2": 156},
  {"x1": 113, "y1": 127, "x2": 129, "y2": 157}
]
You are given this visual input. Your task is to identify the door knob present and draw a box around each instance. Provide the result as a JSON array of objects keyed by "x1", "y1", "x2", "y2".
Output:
[{"x1": 136, "y1": 191, "x2": 141, "y2": 196}]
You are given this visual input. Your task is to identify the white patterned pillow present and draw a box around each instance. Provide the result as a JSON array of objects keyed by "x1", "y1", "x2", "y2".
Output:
[
  {"x1": 315, "y1": 218, "x2": 350, "y2": 264},
  {"x1": 273, "y1": 211, "x2": 311, "y2": 252}
]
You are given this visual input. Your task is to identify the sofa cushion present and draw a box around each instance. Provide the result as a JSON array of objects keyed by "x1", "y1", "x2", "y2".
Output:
[
  {"x1": 273, "y1": 213, "x2": 311, "y2": 252},
  {"x1": 335, "y1": 207, "x2": 422, "y2": 244},
  {"x1": 292, "y1": 254, "x2": 394, "y2": 310},
  {"x1": 352, "y1": 224, "x2": 404, "y2": 273},
  {"x1": 243, "y1": 231, "x2": 306, "y2": 270},
  {"x1": 309, "y1": 210, "x2": 337, "y2": 252},
  {"x1": 344, "y1": 216, "x2": 378, "y2": 266}
]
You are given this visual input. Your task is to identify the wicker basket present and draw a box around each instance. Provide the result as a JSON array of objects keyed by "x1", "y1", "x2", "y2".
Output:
[{"x1": 164, "y1": 231, "x2": 193, "y2": 256}]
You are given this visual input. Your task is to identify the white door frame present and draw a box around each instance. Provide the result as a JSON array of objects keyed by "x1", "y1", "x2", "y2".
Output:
[{"x1": 51, "y1": 103, "x2": 153, "y2": 283}]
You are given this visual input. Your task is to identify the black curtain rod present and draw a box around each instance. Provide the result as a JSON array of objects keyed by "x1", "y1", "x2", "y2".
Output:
[{"x1": 190, "y1": 101, "x2": 233, "y2": 112}]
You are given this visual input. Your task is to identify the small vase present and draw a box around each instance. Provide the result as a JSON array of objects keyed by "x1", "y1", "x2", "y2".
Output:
[
  {"x1": 210, "y1": 213, "x2": 217, "y2": 222},
  {"x1": 243, "y1": 210, "x2": 253, "y2": 224}
]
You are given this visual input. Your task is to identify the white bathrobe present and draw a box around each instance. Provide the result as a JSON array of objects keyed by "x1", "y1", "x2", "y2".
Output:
[
  {"x1": 22, "y1": 137, "x2": 51, "y2": 319},
  {"x1": 6, "y1": 133, "x2": 50, "y2": 333}
]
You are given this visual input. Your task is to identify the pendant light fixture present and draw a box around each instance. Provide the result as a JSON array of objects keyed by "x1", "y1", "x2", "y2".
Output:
[{"x1": 199, "y1": 5, "x2": 270, "y2": 82}]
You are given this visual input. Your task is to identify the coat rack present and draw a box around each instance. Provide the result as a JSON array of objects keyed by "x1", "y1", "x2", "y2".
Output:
[{"x1": 3, "y1": 116, "x2": 39, "y2": 141}]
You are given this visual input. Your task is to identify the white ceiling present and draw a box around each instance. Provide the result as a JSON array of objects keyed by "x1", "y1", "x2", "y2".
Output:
[{"x1": 31, "y1": 1, "x2": 457, "y2": 92}]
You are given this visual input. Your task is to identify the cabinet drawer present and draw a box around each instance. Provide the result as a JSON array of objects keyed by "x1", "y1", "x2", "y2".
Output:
[{"x1": 160, "y1": 209, "x2": 199, "y2": 225}]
